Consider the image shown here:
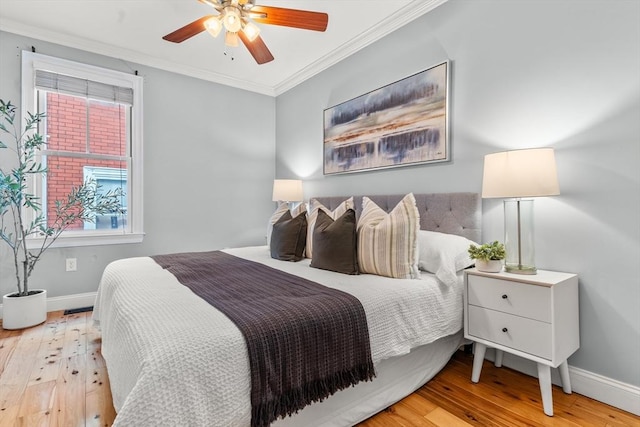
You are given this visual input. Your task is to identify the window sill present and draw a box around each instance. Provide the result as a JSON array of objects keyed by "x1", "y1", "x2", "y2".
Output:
[{"x1": 26, "y1": 232, "x2": 145, "y2": 249}]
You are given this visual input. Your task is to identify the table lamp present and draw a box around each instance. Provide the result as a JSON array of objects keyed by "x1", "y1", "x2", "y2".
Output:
[
  {"x1": 482, "y1": 148, "x2": 560, "y2": 274},
  {"x1": 272, "y1": 179, "x2": 303, "y2": 209}
]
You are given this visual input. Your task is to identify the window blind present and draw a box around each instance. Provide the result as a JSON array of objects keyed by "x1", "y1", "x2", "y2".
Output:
[{"x1": 35, "y1": 70, "x2": 134, "y2": 105}]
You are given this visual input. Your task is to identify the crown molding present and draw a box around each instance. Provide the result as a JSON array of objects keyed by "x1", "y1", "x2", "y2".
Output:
[
  {"x1": 0, "y1": 0, "x2": 447, "y2": 97},
  {"x1": 0, "y1": 18, "x2": 276, "y2": 96},
  {"x1": 273, "y1": 0, "x2": 448, "y2": 95}
]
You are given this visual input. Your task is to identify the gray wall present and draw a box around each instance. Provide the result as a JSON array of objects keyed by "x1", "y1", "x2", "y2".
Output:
[
  {"x1": 275, "y1": 0, "x2": 640, "y2": 387},
  {"x1": 0, "y1": 30, "x2": 276, "y2": 298},
  {"x1": 1, "y1": 0, "x2": 638, "y2": 392}
]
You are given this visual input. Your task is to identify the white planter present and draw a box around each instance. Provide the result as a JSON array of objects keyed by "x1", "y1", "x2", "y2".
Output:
[
  {"x1": 475, "y1": 259, "x2": 503, "y2": 273},
  {"x1": 2, "y1": 289, "x2": 47, "y2": 330}
]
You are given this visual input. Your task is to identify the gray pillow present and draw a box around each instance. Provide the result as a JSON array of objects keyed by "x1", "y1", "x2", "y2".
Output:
[
  {"x1": 270, "y1": 210, "x2": 307, "y2": 262},
  {"x1": 310, "y1": 208, "x2": 359, "y2": 275}
]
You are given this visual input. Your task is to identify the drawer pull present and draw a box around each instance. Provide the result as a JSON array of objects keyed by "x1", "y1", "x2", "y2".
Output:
[
  {"x1": 502, "y1": 327, "x2": 508, "y2": 333},
  {"x1": 502, "y1": 294, "x2": 508, "y2": 299}
]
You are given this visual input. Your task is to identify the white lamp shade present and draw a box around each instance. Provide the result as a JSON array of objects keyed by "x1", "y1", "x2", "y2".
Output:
[
  {"x1": 204, "y1": 17, "x2": 223, "y2": 38},
  {"x1": 224, "y1": 31, "x2": 239, "y2": 47},
  {"x1": 272, "y1": 179, "x2": 303, "y2": 202},
  {"x1": 223, "y1": 7, "x2": 242, "y2": 33},
  {"x1": 242, "y1": 21, "x2": 260, "y2": 42},
  {"x1": 482, "y1": 148, "x2": 560, "y2": 198}
]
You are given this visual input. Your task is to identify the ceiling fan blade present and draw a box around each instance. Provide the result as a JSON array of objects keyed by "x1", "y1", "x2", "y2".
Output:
[
  {"x1": 163, "y1": 15, "x2": 216, "y2": 43},
  {"x1": 238, "y1": 32, "x2": 274, "y2": 64},
  {"x1": 250, "y1": 6, "x2": 328, "y2": 32}
]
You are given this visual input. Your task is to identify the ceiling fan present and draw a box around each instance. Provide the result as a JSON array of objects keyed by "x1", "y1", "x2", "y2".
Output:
[{"x1": 162, "y1": 0, "x2": 329, "y2": 64}]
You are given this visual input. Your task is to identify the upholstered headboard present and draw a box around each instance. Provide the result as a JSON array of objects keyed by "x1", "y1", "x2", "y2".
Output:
[{"x1": 312, "y1": 192, "x2": 481, "y2": 243}]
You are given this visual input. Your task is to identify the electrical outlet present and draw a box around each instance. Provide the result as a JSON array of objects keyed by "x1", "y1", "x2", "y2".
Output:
[{"x1": 65, "y1": 258, "x2": 77, "y2": 272}]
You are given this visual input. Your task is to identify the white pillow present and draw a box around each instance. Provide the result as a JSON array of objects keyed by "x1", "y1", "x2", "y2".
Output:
[
  {"x1": 267, "y1": 202, "x2": 306, "y2": 246},
  {"x1": 306, "y1": 197, "x2": 354, "y2": 259},
  {"x1": 417, "y1": 230, "x2": 477, "y2": 287},
  {"x1": 357, "y1": 193, "x2": 420, "y2": 279}
]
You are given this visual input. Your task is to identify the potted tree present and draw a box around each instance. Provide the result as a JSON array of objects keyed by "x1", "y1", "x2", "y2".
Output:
[
  {"x1": 1, "y1": 99, "x2": 124, "y2": 329},
  {"x1": 468, "y1": 241, "x2": 506, "y2": 273}
]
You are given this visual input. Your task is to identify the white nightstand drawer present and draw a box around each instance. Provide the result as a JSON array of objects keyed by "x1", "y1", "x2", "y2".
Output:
[
  {"x1": 467, "y1": 275, "x2": 551, "y2": 322},
  {"x1": 468, "y1": 305, "x2": 552, "y2": 360}
]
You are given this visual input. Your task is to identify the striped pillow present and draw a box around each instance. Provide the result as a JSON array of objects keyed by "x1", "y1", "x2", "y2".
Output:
[
  {"x1": 306, "y1": 197, "x2": 354, "y2": 259},
  {"x1": 357, "y1": 193, "x2": 420, "y2": 279}
]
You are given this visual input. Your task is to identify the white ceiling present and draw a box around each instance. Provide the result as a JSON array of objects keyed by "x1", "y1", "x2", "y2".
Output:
[{"x1": 0, "y1": 0, "x2": 446, "y2": 96}]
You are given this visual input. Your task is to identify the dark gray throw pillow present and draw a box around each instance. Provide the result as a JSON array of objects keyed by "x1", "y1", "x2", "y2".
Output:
[
  {"x1": 270, "y1": 210, "x2": 307, "y2": 261},
  {"x1": 310, "y1": 208, "x2": 359, "y2": 275}
]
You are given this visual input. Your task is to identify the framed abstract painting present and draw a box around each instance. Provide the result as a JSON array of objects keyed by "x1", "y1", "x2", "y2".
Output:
[{"x1": 323, "y1": 61, "x2": 450, "y2": 175}]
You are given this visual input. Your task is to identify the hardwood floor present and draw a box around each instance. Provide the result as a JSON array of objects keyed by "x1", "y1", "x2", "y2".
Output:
[
  {"x1": 0, "y1": 310, "x2": 114, "y2": 427},
  {"x1": 1, "y1": 311, "x2": 638, "y2": 427}
]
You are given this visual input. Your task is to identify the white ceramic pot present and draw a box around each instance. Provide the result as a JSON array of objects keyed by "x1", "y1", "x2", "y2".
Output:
[
  {"x1": 2, "y1": 289, "x2": 47, "y2": 330},
  {"x1": 475, "y1": 259, "x2": 503, "y2": 273}
]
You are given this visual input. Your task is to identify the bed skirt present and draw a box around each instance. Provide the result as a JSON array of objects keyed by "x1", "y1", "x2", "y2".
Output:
[{"x1": 274, "y1": 331, "x2": 463, "y2": 427}]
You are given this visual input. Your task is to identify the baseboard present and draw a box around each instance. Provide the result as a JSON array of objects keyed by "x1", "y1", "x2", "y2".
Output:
[
  {"x1": 484, "y1": 348, "x2": 640, "y2": 416},
  {"x1": 569, "y1": 365, "x2": 640, "y2": 416},
  {"x1": 0, "y1": 291, "x2": 97, "y2": 318}
]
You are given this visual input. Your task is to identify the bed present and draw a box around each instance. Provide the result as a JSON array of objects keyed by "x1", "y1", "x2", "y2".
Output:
[{"x1": 93, "y1": 192, "x2": 481, "y2": 427}]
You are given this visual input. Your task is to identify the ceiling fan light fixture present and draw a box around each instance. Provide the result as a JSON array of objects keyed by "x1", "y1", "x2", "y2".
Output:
[
  {"x1": 204, "y1": 17, "x2": 223, "y2": 38},
  {"x1": 225, "y1": 31, "x2": 240, "y2": 47},
  {"x1": 242, "y1": 21, "x2": 260, "y2": 42},
  {"x1": 223, "y1": 7, "x2": 242, "y2": 33},
  {"x1": 163, "y1": 0, "x2": 327, "y2": 65}
]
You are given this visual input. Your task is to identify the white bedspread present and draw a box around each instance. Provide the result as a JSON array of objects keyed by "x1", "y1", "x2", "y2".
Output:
[{"x1": 93, "y1": 246, "x2": 463, "y2": 427}]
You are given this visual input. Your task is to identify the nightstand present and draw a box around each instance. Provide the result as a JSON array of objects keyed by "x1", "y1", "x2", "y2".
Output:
[{"x1": 463, "y1": 268, "x2": 579, "y2": 416}]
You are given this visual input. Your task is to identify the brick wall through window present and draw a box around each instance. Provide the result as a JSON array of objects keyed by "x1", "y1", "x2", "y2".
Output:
[{"x1": 45, "y1": 93, "x2": 126, "y2": 229}]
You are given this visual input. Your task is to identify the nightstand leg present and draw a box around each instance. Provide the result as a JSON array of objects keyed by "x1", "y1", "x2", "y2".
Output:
[
  {"x1": 494, "y1": 349, "x2": 504, "y2": 367},
  {"x1": 558, "y1": 360, "x2": 572, "y2": 394},
  {"x1": 471, "y1": 343, "x2": 487, "y2": 383},
  {"x1": 537, "y1": 363, "x2": 554, "y2": 416}
]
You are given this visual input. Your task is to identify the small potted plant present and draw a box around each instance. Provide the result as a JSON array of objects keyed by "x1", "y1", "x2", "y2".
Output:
[
  {"x1": 1, "y1": 99, "x2": 124, "y2": 329},
  {"x1": 468, "y1": 241, "x2": 505, "y2": 273}
]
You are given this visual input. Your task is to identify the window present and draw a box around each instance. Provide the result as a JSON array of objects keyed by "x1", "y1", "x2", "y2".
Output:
[{"x1": 22, "y1": 52, "x2": 143, "y2": 247}]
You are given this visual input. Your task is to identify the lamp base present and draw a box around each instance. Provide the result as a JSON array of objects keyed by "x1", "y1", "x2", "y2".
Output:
[
  {"x1": 504, "y1": 199, "x2": 538, "y2": 276},
  {"x1": 505, "y1": 264, "x2": 537, "y2": 275}
]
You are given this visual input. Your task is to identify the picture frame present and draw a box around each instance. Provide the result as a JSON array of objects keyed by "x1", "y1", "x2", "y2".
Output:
[{"x1": 323, "y1": 60, "x2": 450, "y2": 175}]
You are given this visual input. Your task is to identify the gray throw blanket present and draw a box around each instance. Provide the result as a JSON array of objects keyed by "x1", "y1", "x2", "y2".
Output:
[{"x1": 151, "y1": 251, "x2": 375, "y2": 427}]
